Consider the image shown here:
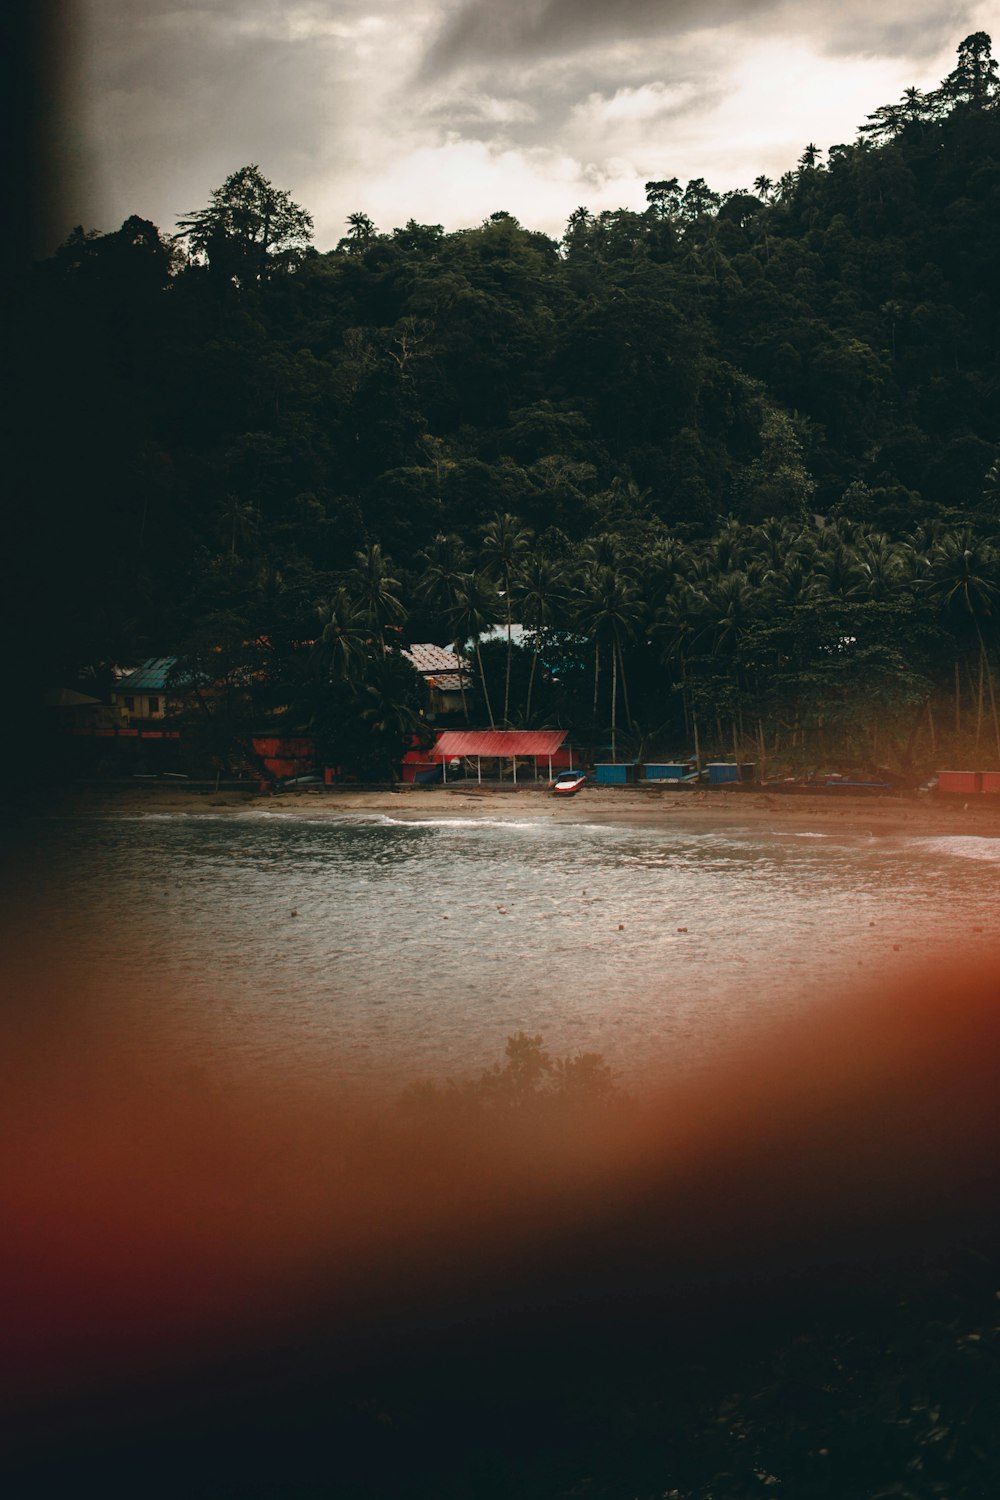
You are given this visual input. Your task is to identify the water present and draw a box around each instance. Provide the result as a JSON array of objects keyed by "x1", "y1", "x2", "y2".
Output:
[{"x1": 23, "y1": 809, "x2": 1000, "y2": 1090}]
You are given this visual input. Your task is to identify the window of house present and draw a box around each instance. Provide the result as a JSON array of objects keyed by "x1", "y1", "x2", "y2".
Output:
[
  {"x1": 124, "y1": 696, "x2": 134, "y2": 712},
  {"x1": 148, "y1": 696, "x2": 160, "y2": 715}
]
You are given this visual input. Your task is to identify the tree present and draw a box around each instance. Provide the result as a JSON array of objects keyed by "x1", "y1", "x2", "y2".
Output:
[
  {"x1": 939, "y1": 32, "x2": 999, "y2": 107},
  {"x1": 983, "y1": 457, "x2": 1000, "y2": 520},
  {"x1": 217, "y1": 494, "x2": 260, "y2": 561},
  {"x1": 311, "y1": 651, "x2": 429, "y2": 783},
  {"x1": 415, "y1": 533, "x2": 469, "y2": 617},
  {"x1": 480, "y1": 512, "x2": 532, "y2": 724},
  {"x1": 349, "y1": 543, "x2": 406, "y2": 654},
  {"x1": 315, "y1": 587, "x2": 369, "y2": 684},
  {"x1": 858, "y1": 102, "x2": 907, "y2": 144},
  {"x1": 681, "y1": 177, "x2": 720, "y2": 220},
  {"x1": 923, "y1": 531, "x2": 1000, "y2": 758},
  {"x1": 563, "y1": 205, "x2": 595, "y2": 253},
  {"x1": 900, "y1": 86, "x2": 933, "y2": 128},
  {"x1": 447, "y1": 572, "x2": 502, "y2": 728},
  {"x1": 731, "y1": 396, "x2": 816, "y2": 522},
  {"x1": 340, "y1": 211, "x2": 378, "y2": 253},
  {"x1": 414, "y1": 533, "x2": 472, "y2": 711},
  {"x1": 644, "y1": 178, "x2": 682, "y2": 218},
  {"x1": 355, "y1": 652, "x2": 429, "y2": 781},
  {"x1": 573, "y1": 564, "x2": 643, "y2": 759},
  {"x1": 175, "y1": 164, "x2": 313, "y2": 282},
  {"x1": 513, "y1": 556, "x2": 567, "y2": 723}
]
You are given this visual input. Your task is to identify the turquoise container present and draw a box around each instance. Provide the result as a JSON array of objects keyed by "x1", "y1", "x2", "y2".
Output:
[
  {"x1": 595, "y1": 763, "x2": 636, "y2": 785},
  {"x1": 706, "y1": 763, "x2": 754, "y2": 784}
]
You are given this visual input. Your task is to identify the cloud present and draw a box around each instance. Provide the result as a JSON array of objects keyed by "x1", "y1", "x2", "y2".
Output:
[
  {"x1": 422, "y1": 0, "x2": 753, "y2": 77},
  {"x1": 422, "y1": 0, "x2": 987, "y2": 77},
  {"x1": 64, "y1": 0, "x2": 996, "y2": 251},
  {"x1": 75, "y1": 0, "x2": 419, "y2": 234},
  {"x1": 423, "y1": 91, "x2": 540, "y2": 132}
]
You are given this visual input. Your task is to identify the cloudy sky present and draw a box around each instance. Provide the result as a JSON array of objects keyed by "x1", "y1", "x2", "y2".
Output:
[{"x1": 63, "y1": 0, "x2": 995, "y2": 248}]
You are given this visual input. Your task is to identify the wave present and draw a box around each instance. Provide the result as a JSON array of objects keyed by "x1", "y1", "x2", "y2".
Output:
[
  {"x1": 911, "y1": 835, "x2": 1000, "y2": 864},
  {"x1": 380, "y1": 816, "x2": 545, "y2": 830}
]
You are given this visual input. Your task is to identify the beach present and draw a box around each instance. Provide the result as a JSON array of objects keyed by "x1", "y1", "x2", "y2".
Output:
[{"x1": 54, "y1": 780, "x2": 1000, "y2": 840}]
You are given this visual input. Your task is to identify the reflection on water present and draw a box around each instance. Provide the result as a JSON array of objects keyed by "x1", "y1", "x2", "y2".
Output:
[{"x1": 26, "y1": 811, "x2": 1000, "y2": 1088}]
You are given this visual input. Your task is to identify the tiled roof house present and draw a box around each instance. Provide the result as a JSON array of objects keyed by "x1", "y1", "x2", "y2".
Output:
[{"x1": 402, "y1": 644, "x2": 472, "y2": 715}]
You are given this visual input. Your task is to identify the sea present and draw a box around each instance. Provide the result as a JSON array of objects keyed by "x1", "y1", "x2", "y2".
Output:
[{"x1": 19, "y1": 806, "x2": 1000, "y2": 1096}]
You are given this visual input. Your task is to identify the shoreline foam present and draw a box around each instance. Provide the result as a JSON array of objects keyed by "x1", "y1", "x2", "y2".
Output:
[{"x1": 48, "y1": 781, "x2": 1000, "y2": 841}]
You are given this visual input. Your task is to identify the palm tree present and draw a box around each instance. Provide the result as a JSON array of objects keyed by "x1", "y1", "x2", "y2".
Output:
[
  {"x1": 710, "y1": 518, "x2": 750, "y2": 574},
  {"x1": 414, "y1": 533, "x2": 471, "y2": 714},
  {"x1": 578, "y1": 533, "x2": 628, "y2": 571},
  {"x1": 345, "y1": 211, "x2": 376, "y2": 247},
  {"x1": 349, "y1": 543, "x2": 405, "y2": 655},
  {"x1": 901, "y1": 86, "x2": 928, "y2": 124},
  {"x1": 480, "y1": 512, "x2": 532, "y2": 725},
  {"x1": 573, "y1": 565, "x2": 644, "y2": 760},
  {"x1": 415, "y1": 533, "x2": 469, "y2": 616},
  {"x1": 688, "y1": 570, "x2": 768, "y2": 761},
  {"x1": 812, "y1": 541, "x2": 865, "y2": 601},
  {"x1": 982, "y1": 457, "x2": 1000, "y2": 515},
  {"x1": 747, "y1": 518, "x2": 803, "y2": 572},
  {"x1": 699, "y1": 571, "x2": 761, "y2": 647},
  {"x1": 855, "y1": 534, "x2": 912, "y2": 602},
  {"x1": 564, "y1": 205, "x2": 595, "y2": 251},
  {"x1": 315, "y1": 587, "x2": 368, "y2": 684},
  {"x1": 447, "y1": 572, "x2": 502, "y2": 729},
  {"x1": 923, "y1": 531, "x2": 1000, "y2": 757},
  {"x1": 639, "y1": 537, "x2": 692, "y2": 620},
  {"x1": 650, "y1": 584, "x2": 702, "y2": 766},
  {"x1": 217, "y1": 493, "x2": 259, "y2": 560},
  {"x1": 356, "y1": 655, "x2": 428, "y2": 783},
  {"x1": 512, "y1": 557, "x2": 568, "y2": 723}
]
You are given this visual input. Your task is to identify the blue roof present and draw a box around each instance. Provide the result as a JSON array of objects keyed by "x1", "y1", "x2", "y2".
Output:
[{"x1": 118, "y1": 657, "x2": 179, "y2": 692}]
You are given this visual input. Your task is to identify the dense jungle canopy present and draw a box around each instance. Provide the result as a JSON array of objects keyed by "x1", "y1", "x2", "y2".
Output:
[{"x1": 18, "y1": 33, "x2": 1000, "y2": 778}]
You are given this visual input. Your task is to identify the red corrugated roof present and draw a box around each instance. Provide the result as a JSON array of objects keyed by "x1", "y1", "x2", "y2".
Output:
[{"x1": 434, "y1": 730, "x2": 567, "y2": 757}]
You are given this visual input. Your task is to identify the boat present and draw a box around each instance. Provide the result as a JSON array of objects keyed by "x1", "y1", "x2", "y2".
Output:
[{"x1": 552, "y1": 770, "x2": 587, "y2": 796}]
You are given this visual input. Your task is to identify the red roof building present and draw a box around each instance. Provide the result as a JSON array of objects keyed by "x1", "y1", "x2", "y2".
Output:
[{"x1": 431, "y1": 729, "x2": 571, "y2": 784}]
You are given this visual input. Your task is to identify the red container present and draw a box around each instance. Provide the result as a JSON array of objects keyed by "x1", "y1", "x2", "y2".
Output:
[
  {"x1": 263, "y1": 757, "x2": 312, "y2": 779},
  {"x1": 980, "y1": 772, "x2": 1000, "y2": 794},
  {"x1": 937, "y1": 770, "x2": 982, "y2": 794},
  {"x1": 278, "y1": 737, "x2": 315, "y2": 758}
]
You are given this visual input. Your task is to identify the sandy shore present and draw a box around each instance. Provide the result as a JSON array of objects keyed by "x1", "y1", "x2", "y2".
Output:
[{"x1": 50, "y1": 781, "x2": 1000, "y2": 839}]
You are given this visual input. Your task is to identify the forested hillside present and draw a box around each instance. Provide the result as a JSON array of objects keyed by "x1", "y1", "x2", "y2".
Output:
[{"x1": 21, "y1": 33, "x2": 1000, "y2": 779}]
